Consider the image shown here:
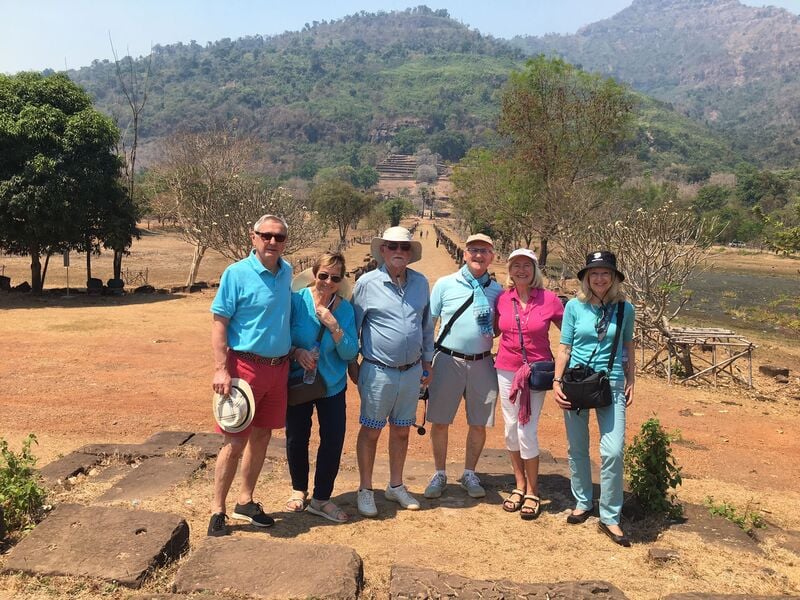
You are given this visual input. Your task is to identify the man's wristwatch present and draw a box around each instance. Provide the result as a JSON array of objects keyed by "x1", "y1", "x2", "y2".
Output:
[{"x1": 553, "y1": 377, "x2": 563, "y2": 383}]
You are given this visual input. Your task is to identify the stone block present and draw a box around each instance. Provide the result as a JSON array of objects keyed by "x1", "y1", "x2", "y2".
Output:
[
  {"x1": 175, "y1": 537, "x2": 363, "y2": 599},
  {"x1": 3, "y1": 504, "x2": 189, "y2": 588},
  {"x1": 648, "y1": 547, "x2": 680, "y2": 563},
  {"x1": 180, "y1": 432, "x2": 222, "y2": 458},
  {"x1": 670, "y1": 503, "x2": 761, "y2": 554},
  {"x1": 389, "y1": 565, "x2": 628, "y2": 599},
  {"x1": 96, "y1": 457, "x2": 204, "y2": 503},
  {"x1": 759, "y1": 364, "x2": 790, "y2": 378},
  {"x1": 38, "y1": 451, "x2": 102, "y2": 487}
]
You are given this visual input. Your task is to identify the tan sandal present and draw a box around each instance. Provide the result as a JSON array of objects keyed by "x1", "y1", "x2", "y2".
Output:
[
  {"x1": 520, "y1": 495, "x2": 541, "y2": 520},
  {"x1": 285, "y1": 490, "x2": 307, "y2": 512},
  {"x1": 503, "y1": 489, "x2": 525, "y2": 513},
  {"x1": 307, "y1": 499, "x2": 349, "y2": 524}
]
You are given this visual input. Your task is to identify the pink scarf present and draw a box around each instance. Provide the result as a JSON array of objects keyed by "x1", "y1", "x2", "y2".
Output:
[{"x1": 509, "y1": 362, "x2": 532, "y2": 425}]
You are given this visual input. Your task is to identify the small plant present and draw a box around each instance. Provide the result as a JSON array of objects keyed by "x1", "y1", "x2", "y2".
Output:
[
  {"x1": 704, "y1": 496, "x2": 765, "y2": 533},
  {"x1": 624, "y1": 418, "x2": 683, "y2": 519},
  {"x1": 0, "y1": 434, "x2": 47, "y2": 534}
]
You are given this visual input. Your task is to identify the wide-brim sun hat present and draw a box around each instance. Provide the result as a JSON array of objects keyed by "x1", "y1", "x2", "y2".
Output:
[
  {"x1": 212, "y1": 378, "x2": 255, "y2": 434},
  {"x1": 577, "y1": 250, "x2": 625, "y2": 282},
  {"x1": 292, "y1": 267, "x2": 352, "y2": 300},
  {"x1": 370, "y1": 226, "x2": 422, "y2": 266},
  {"x1": 507, "y1": 248, "x2": 538, "y2": 265}
]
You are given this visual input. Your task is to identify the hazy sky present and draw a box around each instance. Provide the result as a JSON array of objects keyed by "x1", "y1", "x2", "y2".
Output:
[{"x1": 1, "y1": 0, "x2": 798, "y2": 74}]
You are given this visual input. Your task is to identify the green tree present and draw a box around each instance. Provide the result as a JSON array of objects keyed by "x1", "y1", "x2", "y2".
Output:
[
  {"x1": 693, "y1": 184, "x2": 731, "y2": 215},
  {"x1": 498, "y1": 56, "x2": 635, "y2": 266},
  {"x1": 352, "y1": 165, "x2": 380, "y2": 190},
  {"x1": 311, "y1": 179, "x2": 371, "y2": 246},
  {"x1": 382, "y1": 197, "x2": 414, "y2": 226},
  {"x1": 393, "y1": 127, "x2": 427, "y2": 154},
  {"x1": 428, "y1": 130, "x2": 468, "y2": 162},
  {"x1": 0, "y1": 72, "x2": 134, "y2": 292}
]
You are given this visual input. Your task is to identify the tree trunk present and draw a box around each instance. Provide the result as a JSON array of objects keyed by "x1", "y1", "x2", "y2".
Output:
[
  {"x1": 86, "y1": 236, "x2": 92, "y2": 282},
  {"x1": 186, "y1": 244, "x2": 206, "y2": 287},
  {"x1": 113, "y1": 249, "x2": 123, "y2": 280},
  {"x1": 539, "y1": 237, "x2": 549, "y2": 267},
  {"x1": 29, "y1": 248, "x2": 42, "y2": 293},
  {"x1": 42, "y1": 252, "x2": 51, "y2": 289}
]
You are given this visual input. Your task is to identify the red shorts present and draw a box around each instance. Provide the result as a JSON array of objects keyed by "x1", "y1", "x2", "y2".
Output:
[{"x1": 215, "y1": 353, "x2": 289, "y2": 436}]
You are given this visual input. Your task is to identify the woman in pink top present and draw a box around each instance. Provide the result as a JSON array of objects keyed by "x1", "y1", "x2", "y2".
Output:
[{"x1": 494, "y1": 249, "x2": 564, "y2": 520}]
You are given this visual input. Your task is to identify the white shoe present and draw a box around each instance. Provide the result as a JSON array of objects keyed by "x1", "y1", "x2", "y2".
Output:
[
  {"x1": 385, "y1": 484, "x2": 421, "y2": 510},
  {"x1": 357, "y1": 488, "x2": 378, "y2": 517}
]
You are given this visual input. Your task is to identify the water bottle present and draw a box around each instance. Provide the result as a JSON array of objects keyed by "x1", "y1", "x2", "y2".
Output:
[
  {"x1": 303, "y1": 343, "x2": 320, "y2": 384},
  {"x1": 419, "y1": 370, "x2": 429, "y2": 400}
]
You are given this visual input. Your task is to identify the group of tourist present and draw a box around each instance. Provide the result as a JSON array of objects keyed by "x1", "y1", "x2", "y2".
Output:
[{"x1": 208, "y1": 214, "x2": 636, "y2": 547}]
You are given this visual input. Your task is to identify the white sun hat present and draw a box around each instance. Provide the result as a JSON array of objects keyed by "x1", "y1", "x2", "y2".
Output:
[
  {"x1": 370, "y1": 226, "x2": 422, "y2": 266},
  {"x1": 212, "y1": 378, "x2": 255, "y2": 434}
]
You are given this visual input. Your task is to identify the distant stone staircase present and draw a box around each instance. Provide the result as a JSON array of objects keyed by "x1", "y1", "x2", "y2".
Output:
[{"x1": 376, "y1": 154, "x2": 447, "y2": 180}]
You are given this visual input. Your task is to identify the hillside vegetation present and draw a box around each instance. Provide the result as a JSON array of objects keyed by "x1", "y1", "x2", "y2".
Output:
[
  {"x1": 59, "y1": 6, "x2": 740, "y2": 175},
  {"x1": 511, "y1": 0, "x2": 800, "y2": 166}
]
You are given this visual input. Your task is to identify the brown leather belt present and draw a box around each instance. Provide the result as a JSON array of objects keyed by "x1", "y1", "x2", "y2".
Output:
[
  {"x1": 233, "y1": 350, "x2": 289, "y2": 366},
  {"x1": 362, "y1": 357, "x2": 421, "y2": 372},
  {"x1": 434, "y1": 345, "x2": 492, "y2": 361}
]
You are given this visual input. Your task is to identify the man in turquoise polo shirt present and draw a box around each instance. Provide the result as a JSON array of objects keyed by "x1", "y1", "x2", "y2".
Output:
[
  {"x1": 208, "y1": 214, "x2": 292, "y2": 536},
  {"x1": 424, "y1": 233, "x2": 503, "y2": 500}
]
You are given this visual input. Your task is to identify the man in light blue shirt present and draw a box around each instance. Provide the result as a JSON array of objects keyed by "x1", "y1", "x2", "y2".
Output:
[
  {"x1": 208, "y1": 214, "x2": 292, "y2": 536},
  {"x1": 351, "y1": 226, "x2": 433, "y2": 517},
  {"x1": 424, "y1": 233, "x2": 503, "y2": 500}
]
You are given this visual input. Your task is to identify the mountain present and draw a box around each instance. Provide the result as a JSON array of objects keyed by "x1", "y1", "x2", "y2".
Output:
[
  {"x1": 60, "y1": 6, "x2": 740, "y2": 175},
  {"x1": 510, "y1": 0, "x2": 800, "y2": 166}
]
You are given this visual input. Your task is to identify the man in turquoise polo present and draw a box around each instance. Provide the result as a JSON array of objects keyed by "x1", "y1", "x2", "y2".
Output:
[{"x1": 208, "y1": 214, "x2": 292, "y2": 536}]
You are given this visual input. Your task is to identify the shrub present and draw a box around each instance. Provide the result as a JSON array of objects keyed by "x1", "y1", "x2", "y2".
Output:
[
  {"x1": 624, "y1": 418, "x2": 683, "y2": 519},
  {"x1": 0, "y1": 434, "x2": 47, "y2": 534}
]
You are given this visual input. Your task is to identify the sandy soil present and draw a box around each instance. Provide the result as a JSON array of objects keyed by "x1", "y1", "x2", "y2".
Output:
[{"x1": 1, "y1": 214, "x2": 799, "y2": 598}]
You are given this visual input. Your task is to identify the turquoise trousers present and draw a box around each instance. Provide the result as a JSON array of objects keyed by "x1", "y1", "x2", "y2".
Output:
[{"x1": 563, "y1": 379, "x2": 627, "y2": 525}]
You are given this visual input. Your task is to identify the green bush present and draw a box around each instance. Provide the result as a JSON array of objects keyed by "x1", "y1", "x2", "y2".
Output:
[
  {"x1": 624, "y1": 418, "x2": 683, "y2": 519},
  {"x1": 0, "y1": 434, "x2": 47, "y2": 534}
]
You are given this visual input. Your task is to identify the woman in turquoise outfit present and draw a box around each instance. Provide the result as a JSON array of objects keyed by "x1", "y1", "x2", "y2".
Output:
[
  {"x1": 285, "y1": 252, "x2": 359, "y2": 523},
  {"x1": 553, "y1": 251, "x2": 636, "y2": 547}
]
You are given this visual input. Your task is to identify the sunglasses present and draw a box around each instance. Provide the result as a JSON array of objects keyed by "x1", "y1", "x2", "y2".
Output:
[
  {"x1": 466, "y1": 247, "x2": 492, "y2": 255},
  {"x1": 384, "y1": 242, "x2": 412, "y2": 252},
  {"x1": 316, "y1": 272, "x2": 342, "y2": 283},
  {"x1": 254, "y1": 231, "x2": 287, "y2": 243}
]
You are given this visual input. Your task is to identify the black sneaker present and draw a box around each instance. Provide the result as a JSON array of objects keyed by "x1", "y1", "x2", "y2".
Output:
[
  {"x1": 207, "y1": 512, "x2": 228, "y2": 537},
  {"x1": 232, "y1": 501, "x2": 274, "y2": 528}
]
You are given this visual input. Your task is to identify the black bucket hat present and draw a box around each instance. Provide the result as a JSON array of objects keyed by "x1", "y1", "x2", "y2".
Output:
[{"x1": 577, "y1": 250, "x2": 625, "y2": 282}]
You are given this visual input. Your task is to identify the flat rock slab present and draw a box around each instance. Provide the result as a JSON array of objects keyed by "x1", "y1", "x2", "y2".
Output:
[
  {"x1": 175, "y1": 537, "x2": 363, "y2": 599},
  {"x1": 79, "y1": 443, "x2": 161, "y2": 459},
  {"x1": 663, "y1": 595, "x2": 797, "y2": 599},
  {"x1": 390, "y1": 565, "x2": 628, "y2": 599},
  {"x1": 96, "y1": 457, "x2": 204, "y2": 503},
  {"x1": 3, "y1": 503, "x2": 188, "y2": 588},
  {"x1": 179, "y1": 432, "x2": 223, "y2": 458},
  {"x1": 671, "y1": 503, "x2": 761, "y2": 554},
  {"x1": 38, "y1": 451, "x2": 102, "y2": 487},
  {"x1": 752, "y1": 521, "x2": 800, "y2": 556},
  {"x1": 144, "y1": 430, "x2": 195, "y2": 448}
]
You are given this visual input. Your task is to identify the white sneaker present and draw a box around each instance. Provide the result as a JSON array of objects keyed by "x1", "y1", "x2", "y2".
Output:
[
  {"x1": 424, "y1": 472, "x2": 448, "y2": 499},
  {"x1": 385, "y1": 484, "x2": 421, "y2": 510},
  {"x1": 357, "y1": 488, "x2": 378, "y2": 518},
  {"x1": 459, "y1": 472, "x2": 486, "y2": 498}
]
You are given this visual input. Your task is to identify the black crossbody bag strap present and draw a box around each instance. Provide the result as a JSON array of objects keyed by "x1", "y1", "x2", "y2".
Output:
[
  {"x1": 606, "y1": 301, "x2": 625, "y2": 372},
  {"x1": 435, "y1": 279, "x2": 490, "y2": 347}
]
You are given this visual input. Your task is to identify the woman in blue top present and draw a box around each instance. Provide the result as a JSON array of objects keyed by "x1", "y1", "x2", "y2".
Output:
[
  {"x1": 553, "y1": 251, "x2": 636, "y2": 547},
  {"x1": 286, "y1": 252, "x2": 359, "y2": 523}
]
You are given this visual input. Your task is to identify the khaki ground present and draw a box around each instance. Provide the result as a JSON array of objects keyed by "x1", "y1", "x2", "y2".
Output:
[{"x1": 1, "y1": 217, "x2": 799, "y2": 599}]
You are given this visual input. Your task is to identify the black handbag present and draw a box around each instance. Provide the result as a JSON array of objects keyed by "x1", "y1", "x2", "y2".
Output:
[
  {"x1": 512, "y1": 298, "x2": 555, "y2": 391},
  {"x1": 561, "y1": 302, "x2": 624, "y2": 413},
  {"x1": 287, "y1": 318, "x2": 328, "y2": 407}
]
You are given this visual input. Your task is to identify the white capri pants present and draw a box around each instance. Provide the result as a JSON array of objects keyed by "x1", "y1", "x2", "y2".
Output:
[{"x1": 497, "y1": 369, "x2": 546, "y2": 460}]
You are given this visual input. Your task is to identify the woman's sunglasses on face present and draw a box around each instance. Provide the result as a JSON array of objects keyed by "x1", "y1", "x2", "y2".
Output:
[
  {"x1": 254, "y1": 231, "x2": 287, "y2": 243},
  {"x1": 317, "y1": 272, "x2": 342, "y2": 283},
  {"x1": 384, "y1": 242, "x2": 412, "y2": 252}
]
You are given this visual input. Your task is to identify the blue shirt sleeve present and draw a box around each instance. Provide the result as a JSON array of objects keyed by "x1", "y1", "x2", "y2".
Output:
[{"x1": 560, "y1": 298, "x2": 578, "y2": 346}]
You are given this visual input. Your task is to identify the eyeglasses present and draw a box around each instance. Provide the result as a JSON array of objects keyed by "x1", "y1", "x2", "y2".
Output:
[
  {"x1": 384, "y1": 242, "x2": 412, "y2": 252},
  {"x1": 254, "y1": 231, "x2": 287, "y2": 243},
  {"x1": 466, "y1": 247, "x2": 492, "y2": 255},
  {"x1": 316, "y1": 272, "x2": 342, "y2": 283}
]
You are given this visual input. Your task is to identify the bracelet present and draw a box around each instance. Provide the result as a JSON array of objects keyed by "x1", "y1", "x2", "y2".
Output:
[
  {"x1": 331, "y1": 326, "x2": 343, "y2": 336},
  {"x1": 553, "y1": 377, "x2": 563, "y2": 383}
]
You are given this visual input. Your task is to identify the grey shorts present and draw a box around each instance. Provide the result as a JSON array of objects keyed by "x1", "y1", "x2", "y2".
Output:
[
  {"x1": 358, "y1": 360, "x2": 422, "y2": 429},
  {"x1": 426, "y1": 351, "x2": 498, "y2": 426}
]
